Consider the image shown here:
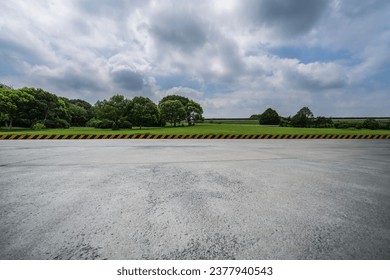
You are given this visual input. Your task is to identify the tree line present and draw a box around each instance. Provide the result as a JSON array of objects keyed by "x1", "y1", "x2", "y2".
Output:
[
  {"x1": 0, "y1": 84, "x2": 203, "y2": 130},
  {"x1": 251, "y1": 107, "x2": 390, "y2": 130}
]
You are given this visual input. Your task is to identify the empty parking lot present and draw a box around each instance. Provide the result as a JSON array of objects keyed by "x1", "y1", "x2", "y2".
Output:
[{"x1": 0, "y1": 139, "x2": 389, "y2": 259}]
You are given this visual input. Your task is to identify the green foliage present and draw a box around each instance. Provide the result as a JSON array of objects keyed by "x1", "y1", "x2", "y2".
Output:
[
  {"x1": 45, "y1": 118, "x2": 70, "y2": 129},
  {"x1": 249, "y1": 114, "x2": 260, "y2": 120},
  {"x1": 291, "y1": 106, "x2": 314, "y2": 127},
  {"x1": 1, "y1": 85, "x2": 204, "y2": 131},
  {"x1": 118, "y1": 120, "x2": 132, "y2": 129},
  {"x1": 69, "y1": 99, "x2": 92, "y2": 111},
  {"x1": 86, "y1": 117, "x2": 100, "y2": 128},
  {"x1": 86, "y1": 118, "x2": 114, "y2": 129},
  {"x1": 87, "y1": 117, "x2": 131, "y2": 129},
  {"x1": 18, "y1": 87, "x2": 71, "y2": 128},
  {"x1": 186, "y1": 100, "x2": 203, "y2": 125},
  {"x1": 378, "y1": 120, "x2": 390, "y2": 130},
  {"x1": 69, "y1": 99, "x2": 93, "y2": 119},
  {"x1": 362, "y1": 118, "x2": 380, "y2": 130},
  {"x1": 68, "y1": 103, "x2": 89, "y2": 126},
  {"x1": 0, "y1": 83, "x2": 12, "y2": 89},
  {"x1": 160, "y1": 95, "x2": 190, "y2": 107},
  {"x1": 131, "y1": 96, "x2": 159, "y2": 129},
  {"x1": 93, "y1": 95, "x2": 132, "y2": 129},
  {"x1": 32, "y1": 122, "x2": 46, "y2": 130},
  {"x1": 0, "y1": 87, "x2": 34, "y2": 129},
  {"x1": 159, "y1": 95, "x2": 203, "y2": 125},
  {"x1": 279, "y1": 116, "x2": 292, "y2": 127},
  {"x1": 312, "y1": 116, "x2": 333, "y2": 128},
  {"x1": 159, "y1": 100, "x2": 186, "y2": 126},
  {"x1": 334, "y1": 121, "x2": 358, "y2": 129},
  {"x1": 259, "y1": 108, "x2": 280, "y2": 125}
]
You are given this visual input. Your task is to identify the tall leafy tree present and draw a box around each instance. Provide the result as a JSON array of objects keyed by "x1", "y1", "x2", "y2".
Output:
[
  {"x1": 0, "y1": 88, "x2": 34, "y2": 129},
  {"x1": 160, "y1": 95, "x2": 190, "y2": 107},
  {"x1": 130, "y1": 96, "x2": 159, "y2": 129},
  {"x1": 186, "y1": 101, "x2": 203, "y2": 125},
  {"x1": 159, "y1": 95, "x2": 203, "y2": 125},
  {"x1": 291, "y1": 107, "x2": 314, "y2": 128},
  {"x1": 159, "y1": 100, "x2": 186, "y2": 126},
  {"x1": 19, "y1": 87, "x2": 67, "y2": 127},
  {"x1": 94, "y1": 95, "x2": 132, "y2": 129},
  {"x1": 259, "y1": 108, "x2": 280, "y2": 125},
  {"x1": 68, "y1": 103, "x2": 89, "y2": 126},
  {"x1": 69, "y1": 99, "x2": 93, "y2": 119}
]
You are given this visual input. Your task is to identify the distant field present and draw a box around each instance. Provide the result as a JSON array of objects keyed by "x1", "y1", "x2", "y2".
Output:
[
  {"x1": 204, "y1": 119, "x2": 259, "y2": 125},
  {"x1": 204, "y1": 118, "x2": 390, "y2": 125},
  {"x1": 1, "y1": 123, "x2": 389, "y2": 136}
]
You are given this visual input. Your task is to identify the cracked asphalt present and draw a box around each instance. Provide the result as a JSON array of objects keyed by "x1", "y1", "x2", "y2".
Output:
[{"x1": 0, "y1": 139, "x2": 389, "y2": 259}]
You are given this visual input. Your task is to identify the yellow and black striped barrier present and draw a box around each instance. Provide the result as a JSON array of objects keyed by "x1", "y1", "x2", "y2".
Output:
[{"x1": 0, "y1": 134, "x2": 389, "y2": 140}]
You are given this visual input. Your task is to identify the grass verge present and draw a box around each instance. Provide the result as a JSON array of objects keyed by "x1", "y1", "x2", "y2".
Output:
[{"x1": 1, "y1": 123, "x2": 389, "y2": 136}]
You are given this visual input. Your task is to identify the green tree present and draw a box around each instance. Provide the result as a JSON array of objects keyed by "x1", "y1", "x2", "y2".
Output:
[
  {"x1": 160, "y1": 95, "x2": 190, "y2": 107},
  {"x1": 19, "y1": 87, "x2": 67, "y2": 127},
  {"x1": 68, "y1": 103, "x2": 89, "y2": 126},
  {"x1": 313, "y1": 116, "x2": 333, "y2": 128},
  {"x1": 186, "y1": 101, "x2": 203, "y2": 125},
  {"x1": 69, "y1": 99, "x2": 93, "y2": 119},
  {"x1": 0, "y1": 83, "x2": 12, "y2": 89},
  {"x1": 259, "y1": 108, "x2": 280, "y2": 125},
  {"x1": 291, "y1": 107, "x2": 314, "y2": 128},
  {"x1": 159, "y1": 100, "x2": 186, "y2": 126},
  {"x1": 131, "y1": 96, "x2": 159, "y2": 129},
  {"x1": 159, "y1": 95, "x2": 203, "y2": 126},
  {"x1": 0, "y1": 88, "x2": 34, "y2": 129},
  {"x1": 94, "y1": 95, "x2": 132, "y2": 129},
  {"x1": 362, "y1": 118, "x2": 379, "y2": 130}
]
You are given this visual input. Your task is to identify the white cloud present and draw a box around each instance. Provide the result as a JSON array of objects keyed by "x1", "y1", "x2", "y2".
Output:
[{"x1": 0, "y1": 0, "x2": 389, "y2": 116}]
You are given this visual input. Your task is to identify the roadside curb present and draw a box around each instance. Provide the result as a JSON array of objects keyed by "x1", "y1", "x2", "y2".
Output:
[{"x1": 1, "y1": 134, "x2": 389, "y2": 140}]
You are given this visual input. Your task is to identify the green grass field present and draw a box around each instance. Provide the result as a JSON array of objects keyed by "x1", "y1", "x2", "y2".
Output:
[{"x1": 1, "y1": 123, "x2": 389, "y2": 136}]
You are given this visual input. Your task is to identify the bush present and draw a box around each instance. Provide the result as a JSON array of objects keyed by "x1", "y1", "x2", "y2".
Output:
[
  {"x1": 45, "y1": 118, "x2": 70, "y2": 128},
  {"x1": 32, "y1": 122, "x2": 46, "y2": 130},
  {"x1": 14, "y1": 118, "x2": 32, "y2": 128},
  {"x1": 85, "y1": 118, "x2": 113, "y2": 129},
  {"x1": 362, "y1": 118, "x2": 379, "y2": 130},
  {"x1": 291, "y1": 107, "x2": 313, "y2": 128},
  {"x1": 378, "y1": 121, "x2": 390, "y2": 130},
  {"x1": 86, "y1": 118, "x2": 100, "y2": 127},
  {"x1": 118, "y1": 121, "x2": 132, "y2": 129},
  {"x1": 279, "y1": 117, "x2": 291, "y2": 127},
  {"x1": 334, "y1": 121, "x2": 353, "y2": 129},
  {"x1": 313, "y1": 117, "x2": 333, "y2": 128},
  {"x1": 97, "y1": 119, "x2": 114, "y2": 129},
  {"x1": 112, "y1": 123, "x2": 118, "y2": 130},
  {"x1": 259, "y1": 108, "x2": 280, "y2": 125}
]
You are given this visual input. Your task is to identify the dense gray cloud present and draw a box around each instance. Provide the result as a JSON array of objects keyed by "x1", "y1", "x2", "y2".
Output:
[
  {"x1": 0, "y1": 0, "x2": 389, "y2": 117},
  {"x1": 337, "y1": 0, "x2": 390, "y2": 17},
  {"x1": 242, "y1": 0, "x2": 329, "y2": 36},
  {"x1": 47, "y1": 71, "x2": 105, "y2": 92},
  {"x1": 149, "y1": 10, "x2": 207, "y2": 52},
  {"x1": 111, "y1": 69, "x2": 144, "y2": 91}
]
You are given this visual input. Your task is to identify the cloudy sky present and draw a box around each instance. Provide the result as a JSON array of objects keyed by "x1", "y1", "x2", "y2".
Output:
[{"x1": 1, "y1": 0, "x2": 389, "y2": 117}]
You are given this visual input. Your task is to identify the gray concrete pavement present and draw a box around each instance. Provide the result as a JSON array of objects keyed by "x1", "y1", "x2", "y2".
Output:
[{"x1": 0, "y1": 140, "x2": 389, "y2": 259}]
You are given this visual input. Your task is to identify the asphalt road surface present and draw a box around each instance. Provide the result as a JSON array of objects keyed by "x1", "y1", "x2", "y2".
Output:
[{"x1": 0, "y1": 140, "x2": 389, "y2": 260}]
